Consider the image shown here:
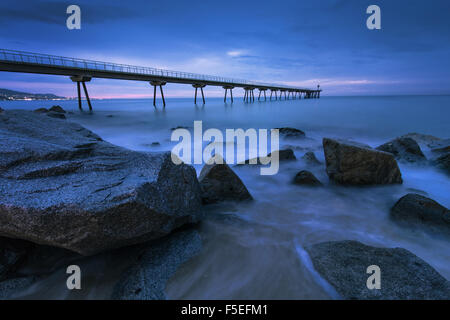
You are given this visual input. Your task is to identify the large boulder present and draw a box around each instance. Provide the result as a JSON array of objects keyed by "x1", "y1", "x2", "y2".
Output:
[
  {"x1": 0, "y1": 110, "x2": 203, "y2": 255},
  {"x1": 199, "y1": 160, "x2": 252, "y2": 204},
  {"x1": 274, "y1": 127, "x2": 305, "y2": 139},
  {"x1": 376, "y1": 137, "x2": 426, "y2": 163},
  {"x1": 111, "y1": 228, "x2": 201, "y2": 300},
  {"x1": 305, "y1": 240, "x2": 450, "y2": 299},
  {"x1": 390, "y1": 193, "x2": 450, "y2": 232},
  {"x1": 323, "y1": 138, "x2": 402, "y2": 185},
  {"x1": 293, "y1": 170, "x2": 322, "y2": 186}
]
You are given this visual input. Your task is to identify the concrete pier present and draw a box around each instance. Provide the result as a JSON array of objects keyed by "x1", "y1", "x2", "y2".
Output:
[{"x1": 0, "y1": 49, "x2": 322, "y2": 109}]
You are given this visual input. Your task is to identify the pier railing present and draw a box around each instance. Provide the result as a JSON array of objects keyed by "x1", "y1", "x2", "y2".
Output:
[{"x1": 0, "y1": 48, "x2": 306, "y2": 90}]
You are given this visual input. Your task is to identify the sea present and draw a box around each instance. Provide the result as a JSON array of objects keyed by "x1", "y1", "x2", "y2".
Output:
[{"x1": 1, "y1": 95, "x2": 449, "y2": 299}]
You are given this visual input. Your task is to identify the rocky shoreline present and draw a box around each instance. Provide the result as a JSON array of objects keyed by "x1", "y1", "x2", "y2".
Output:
[{"x1": 0, "y1": 108, "x2": 449, "y2": 299}]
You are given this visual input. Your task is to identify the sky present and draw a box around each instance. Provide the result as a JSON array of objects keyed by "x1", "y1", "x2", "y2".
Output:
[{"x1": 0, "y1": 0, "x2": 449, "y2": 98}]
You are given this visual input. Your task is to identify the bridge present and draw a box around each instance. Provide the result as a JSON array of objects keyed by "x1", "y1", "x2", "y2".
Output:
[{"x1": 0, "y1": 49, "x2": 321, "y2": 110}]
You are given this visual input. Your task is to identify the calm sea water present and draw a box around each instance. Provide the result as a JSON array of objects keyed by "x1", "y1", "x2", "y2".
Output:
[{"x1": 2, "y1": 95, "x2": 450, "y2": 299}]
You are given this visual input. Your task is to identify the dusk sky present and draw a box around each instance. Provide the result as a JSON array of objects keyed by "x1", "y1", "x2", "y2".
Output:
[{"x1": 0, "y1": 0, "x2": 449, "y2": 98}]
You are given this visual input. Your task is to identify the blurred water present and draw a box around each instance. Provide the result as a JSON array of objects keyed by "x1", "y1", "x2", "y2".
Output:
[{"x1": 2, "y1": 95, "x2": 449, "y2": 299}]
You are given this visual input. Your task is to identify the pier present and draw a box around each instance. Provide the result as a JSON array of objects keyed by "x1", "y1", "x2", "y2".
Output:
[{"x1": 0, "y1": 49, "x2": 321, "y2": 109}]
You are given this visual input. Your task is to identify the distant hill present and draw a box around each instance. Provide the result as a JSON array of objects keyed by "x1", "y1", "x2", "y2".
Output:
[{"x1": 0, "y1": 88, "x2": 67, "y2": 101}]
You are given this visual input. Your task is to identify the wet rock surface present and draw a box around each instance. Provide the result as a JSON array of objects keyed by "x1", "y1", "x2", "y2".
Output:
[
  {"x1": 323, "y1": 138, "x2": 402, "y2": 185},
  {"x1": 301, "y1": 151, "x2": 321, "y2": 166},
  {"x1": 293, "y1": 170, "x2": 322, "y2": 186},
  {"x1": 390, "y1": 193, "x2": 450, "y2": 232},
  {"x1": 275, "y1": 127, "x2": 305, "y2": 138},
  {"x1": 305, "y1": 240, "x2": 450, "y2": 300},
  {"x1": 268, "y1": 149, "x2": 296, "y2": 161},
  {"x1": 0, "y1": 110, "x2": 203, "y2": 255},
  {"x1": 111, "y1": 228, "x2": 202, "y2": 300},
  {"x1": 199, "y1": 161, "x2": 252, "y2": 204},
  {"x1": 376, "y1": 137, "x2": 426, "y2": 163}
]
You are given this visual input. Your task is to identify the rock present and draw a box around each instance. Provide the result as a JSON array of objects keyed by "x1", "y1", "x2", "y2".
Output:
[
  {"x1": 170, "y1": 126, "x2": 190, "y2": 131},
  {"x1": 0, "y1": 107, "x2": 4, "y2": 114},
  {"x1": 429, "y1": 138, "x2": 450, "y2": 152},
  {"x1": 0, "y1": 276, "x2": 39, "y2": 299},
  {"x1": 268, "y1": 149, "x2": 296, "y2": 161},
  {"x1": 305, "y1": 240, "x2": 450, "y2": 299},
  {"x1": 274, "y1": 127, "x2": 305, "y2": 138},
  {"x1": 0, "y1": 110, "x2": 203, "y2": 255},
  {"x1": 293, "y1": 170, "x2": 322, "y2": 186},
  {"x1": 400, "y1": 133, "x2": 441, "y2": 147},
  {"x1": 46, "y1": 111, "x2": 66, "y2": 119},
  {"x1": 432, "y1": 153, "x2": 450, "y2": 175},
  {"x1": 301, "y1": 151, "x2": 321, "y2": 165},
  {"x1": 390, "y1": 193, "x2": 450, "y2": 232},
  {"x1": 323, "y1": 138, "x2": 402, "y2": 185},
  {"x1": 48, "y1": 105, "x2": 66, "y2": 113},
  {"x1": 428, "y1": 139, "x2": 450, "y2": 175},
  {"x1": 33, "y1": 108, "x2": 48, "y2": 113},
  {"x1": 199, "y1": 159, "x2": 252, "y2": 204},
  {"x1": 0, "y1": 237, "x2": 33, "y2": 281},
  {"x1": 111, "y1": 228, "x2": 202, "y2": 300},
  {"x1": 376, "y1": 137, "x2": 426, "y2": 163},
  {"x1": 238, "y1": 148, "x2": 296, "y2": 165}
]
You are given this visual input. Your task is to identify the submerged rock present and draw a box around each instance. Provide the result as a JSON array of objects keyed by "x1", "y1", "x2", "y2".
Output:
[
  {"x1": 274, "y1": 127, "x2": 305, "y2": 138},
  {"x1": 301, "y1": 151, "x2": 321, "y2": 166},
  {"x1": 305, "y1": 240, "x2": 450, "y2": 300},
  {"x1": 111, "y1": 228, "x2": 202, "y2": 300},
  {"x1": 293, "y1": 170, "x2": 322, "y2": 186},
  {"x1": 400, "y1": 133, "x2": 441, "y2": 147},
  {"x1": 46, "y1": 111, "x2": 66, "y2": 119},
  {"x1": 376, "y1": 137, "x2": 426, "y2": 163},
  {"x1": 390, "y1": 193, "x2": 450, "y2": 232},
  {"x1": 0, "y1": 276, "x2": 39, "y2": 299},
  {"x1": 429, "y1": 139, "x2": 450, "y2": 175},
  {"x1": 48, "y1": 105, "x2": 66, "y2": 114},
  {"x1": 268, "y1": 149, "x2": 296, "y2": 161},
  {"x1": 237, "y1": 148, "x2": 296, "y2": 165},
  {"x1": 432, "y1": 153, "x2": 450, "y2": 175},
  {"x1": 323, "y1": 138, "x2": 402, "y2": 185},
  {"x1": 199, "y1": 160, "x2": 252, "y2": 204},
  {"x1": 0, "y1": 237, "x2": 33, "y2": 281},
  {"x1": 0, "y1": 110, "x2": 203, "y2": 255},
  {"x1": 33, "y1": 108, "x2": 48, "y2": 113},
  {"x1": 0, "y1": 107, "x2": 4, "y2": 114}
]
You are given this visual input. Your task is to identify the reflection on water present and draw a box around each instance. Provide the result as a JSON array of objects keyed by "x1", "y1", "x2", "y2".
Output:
[{"x1": 2, "y1": 96, "x2": 449, "y2": 299}]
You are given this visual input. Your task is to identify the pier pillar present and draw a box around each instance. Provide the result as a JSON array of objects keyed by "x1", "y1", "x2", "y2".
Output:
[
  {"x1": 257, "y1": 88, "x2": 267, "y2": 101},
  {"x1": 150, "y1": 81, "x2": 167, "y2": 107},
  {"x1": 244, "y1": 87, "x2": 255, "y2": 103},
  {"x1": 70, "y1": 76, "x2": 92, "y2": 111},
  {"x1": 193, "y1": 84, "x2": 206, "y2": 105},
  {"x1": 223, "y1": 86, "x2": 234, "y2": 103}
]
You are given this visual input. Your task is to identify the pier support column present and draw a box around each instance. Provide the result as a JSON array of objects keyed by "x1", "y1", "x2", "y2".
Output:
[
  {"x1": 71, "y1": 76, "x2": 93, "y2": 111},
  {"x1": 193, "y1": 84, "x2": 206, "y2": 105},
  {"x1": 223, "y1": 86, "x2": 234, "y2": 103},
  {"x1": 244, "y1": 87, "x2": 255, "y2": 103},
  {"x1": 150, "y1": 81, "x2": 167, "y2": 107}
]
